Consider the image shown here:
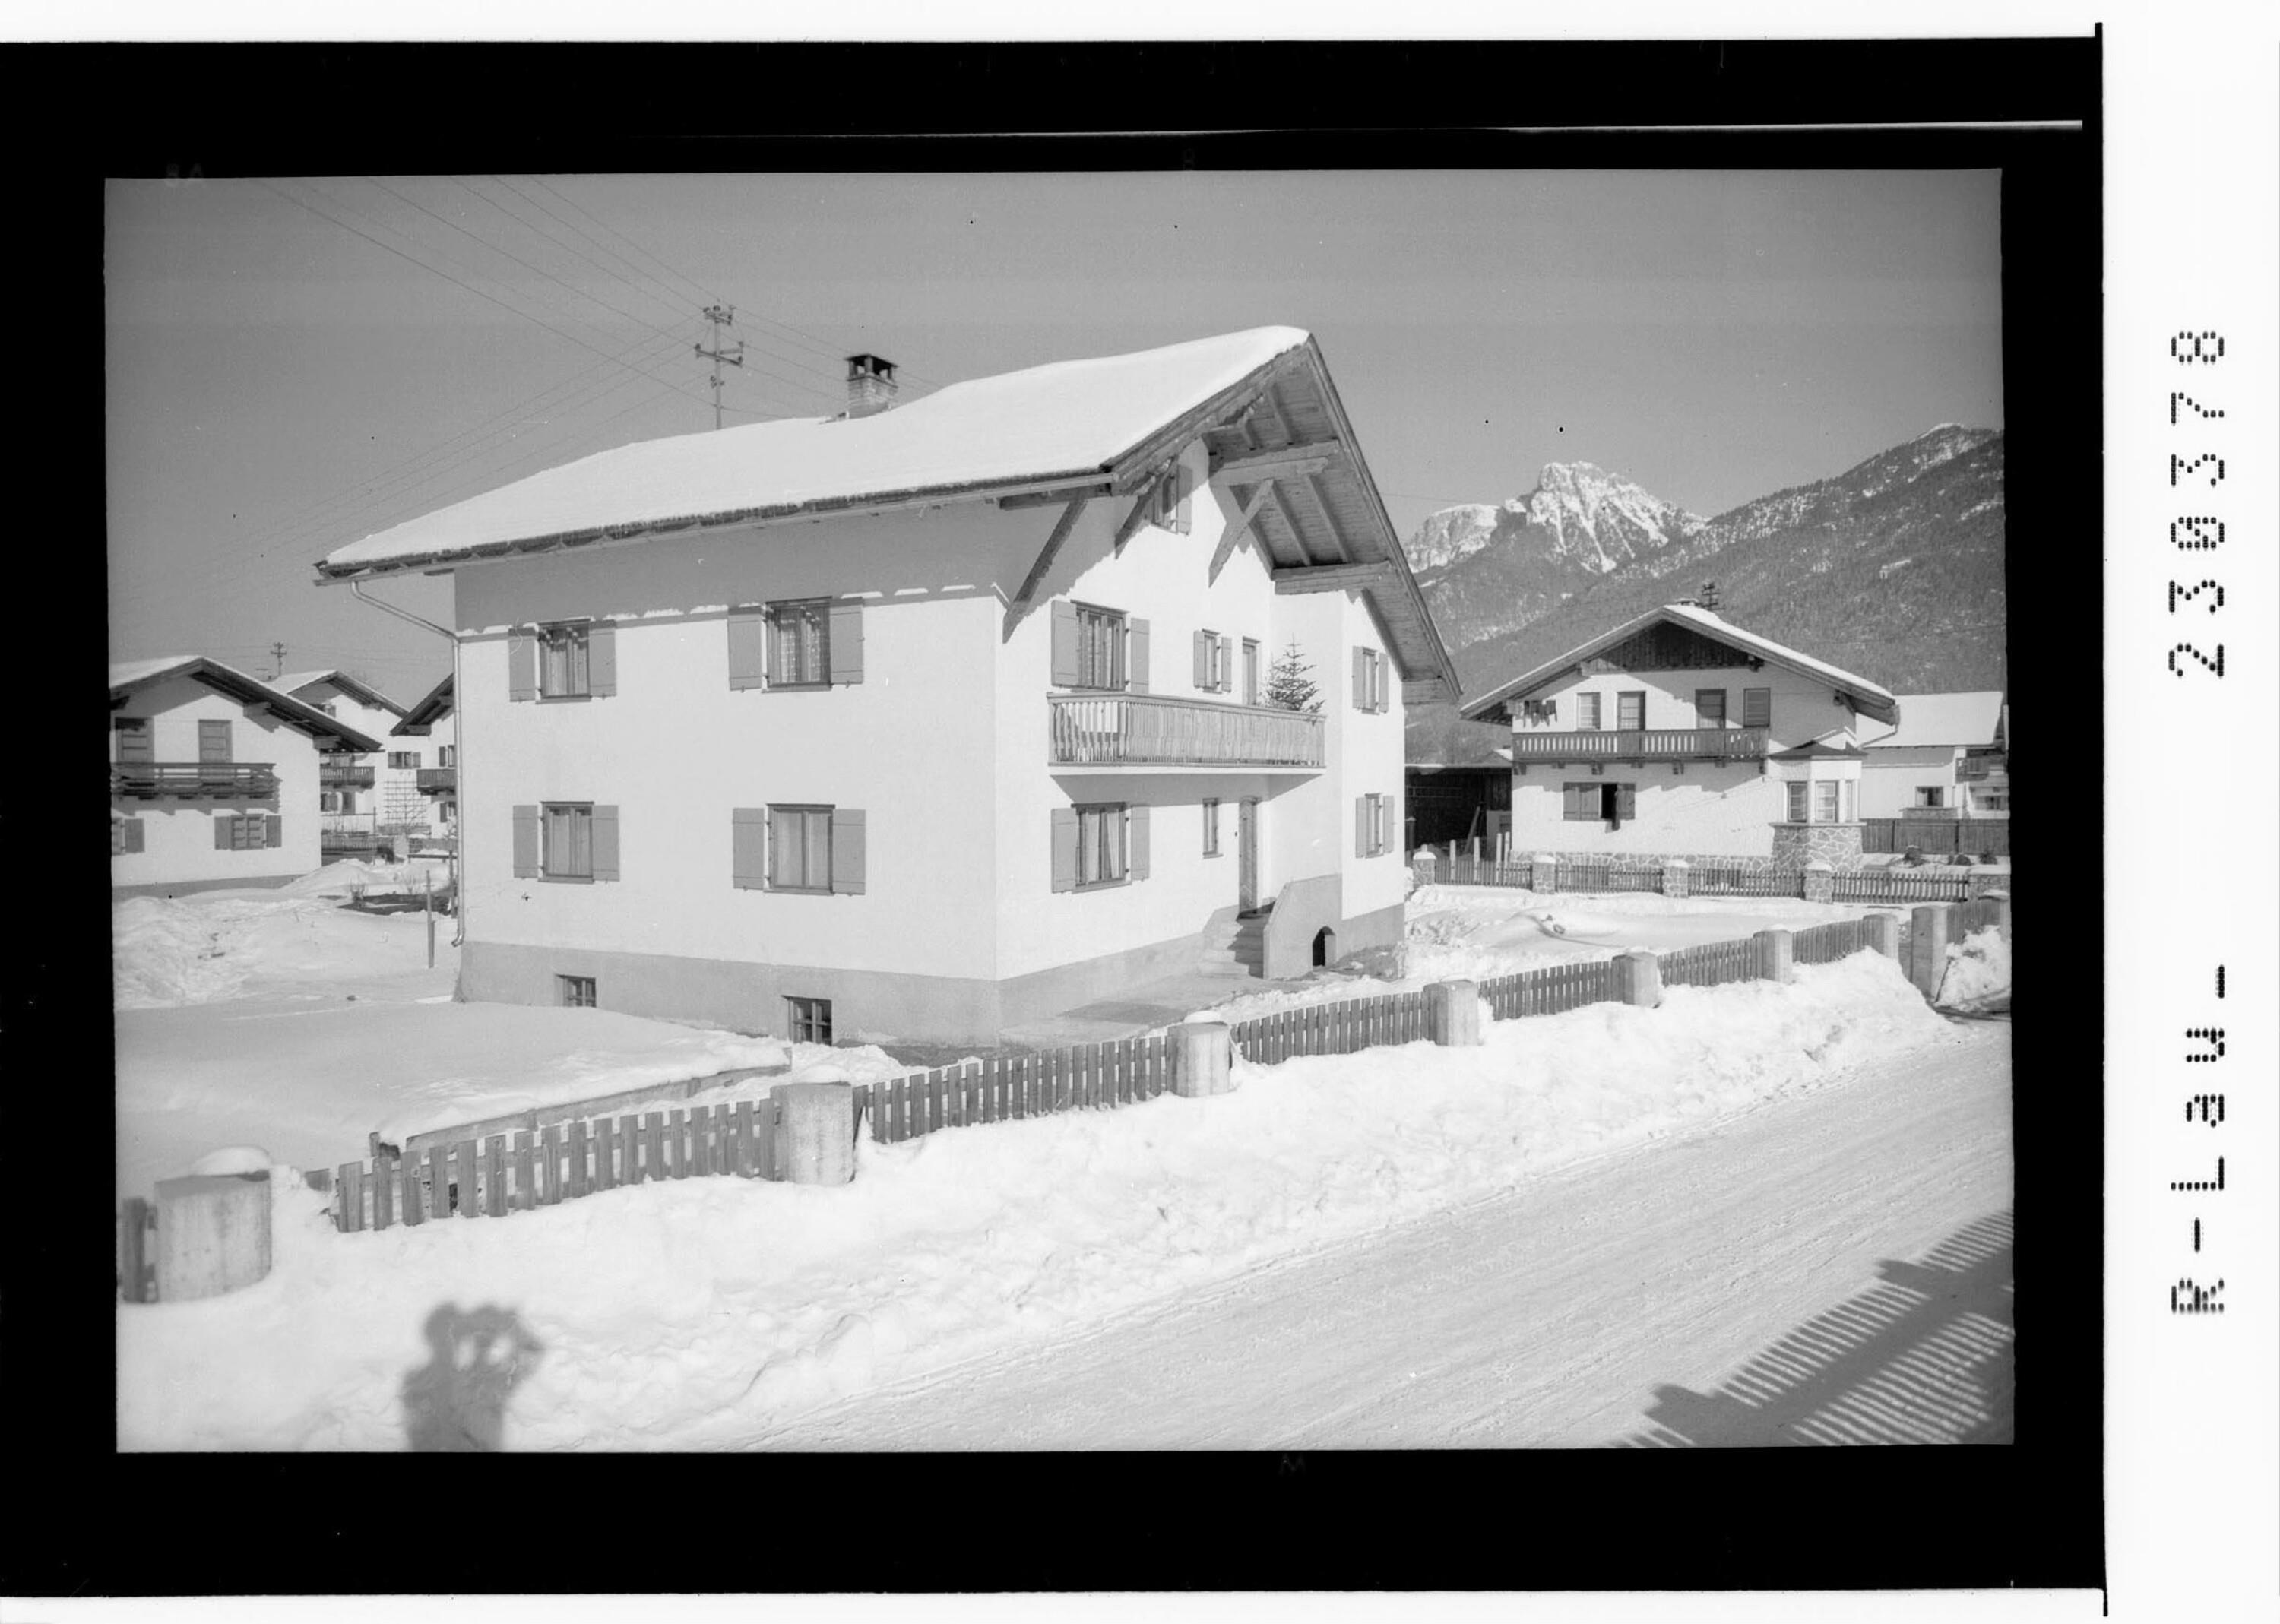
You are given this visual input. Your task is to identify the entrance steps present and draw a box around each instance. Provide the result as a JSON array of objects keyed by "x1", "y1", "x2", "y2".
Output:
[{"x1": 1197, "y1": 907, "x2": 1269, "y2": 978}]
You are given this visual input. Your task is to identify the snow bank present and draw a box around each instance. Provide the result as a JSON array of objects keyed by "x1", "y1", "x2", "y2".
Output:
[
  {"x1": 113, "y1": 889, "x2": 455, "y2": 1010},
  {"x1": 1937, "y1": 926, "x2": 2012, "y2": 1011},
  {"x1": 118, "y1": 950, "x2": 1968, "y2": 1451}
]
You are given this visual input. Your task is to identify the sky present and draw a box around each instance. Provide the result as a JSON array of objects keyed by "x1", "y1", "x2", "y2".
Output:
[{"x1": 107, "y1": 169, "x2": 2003, "y2": 701}]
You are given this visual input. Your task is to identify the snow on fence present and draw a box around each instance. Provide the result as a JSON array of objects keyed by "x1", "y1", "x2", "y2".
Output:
[
  {"x1": 1479, "y1": 958, "x2": 1618, "y2": 1020},
  {"x1": 1688, "y1": 864, "x2": 1803, "y2": 899},
  {"x1": 1656, "y1": 937, "x2": 1760, "y2": 990},
  {"x1": 1948, "y1": 897, "x2": 2004, "y2": 940},
  {"x1": 1829, "y1": 869, "x2": 1971, "y2": 904},
  {"x1": 1227, "y1": 990, "x2": 1431, "y2": 1064},
  {"x1": 1791, "y1": 917, "x2": 1877, "y2": 966}
]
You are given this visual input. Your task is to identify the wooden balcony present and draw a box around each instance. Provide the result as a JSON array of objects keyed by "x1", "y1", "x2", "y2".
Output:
[
  {"x1": 1049, "y1": 693, "x2": 1325, "y2": 769},
  {"x1": 416, "y1": 766, "x2": 457, "y2": 792},
  {"x1": 321, "y1": 758, "x2": 376, "y2": 788},
  {"x1": 112, "y1": 761, "x2": 279, "y2": 799},
  {"x1": 1508, "y1": 726, "x2": 1771, "y2": 765},
  {"x1": 1954, "y1": 755, "x2": 2005, "y2": 781}
]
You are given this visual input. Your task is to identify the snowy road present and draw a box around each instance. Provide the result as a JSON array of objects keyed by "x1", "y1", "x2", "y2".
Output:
[{"x1": 733, "y1": 1021, "x2": 2012, "y2": 1449}]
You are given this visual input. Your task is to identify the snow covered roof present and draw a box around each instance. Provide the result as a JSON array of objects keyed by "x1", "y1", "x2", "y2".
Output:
[
  {"x1": 315, "y1": 327, "x2": 1311, "y2": 579},
  {"x1": 1459, "y1": 603, "x2": 1899, "y2": 727},
  {"x1": 276, "y1": 668, "x2": 407, "y2": 718},
  {"x1": 109, "y1": 656, "x2": 387, "y2": 752},
  {"x1": 1870, "y1": 691, "x2": 2006, "y2": 750}
]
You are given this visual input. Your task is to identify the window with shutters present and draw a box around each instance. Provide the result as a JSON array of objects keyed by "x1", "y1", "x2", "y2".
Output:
[
  {"x1": 1202, "y1": 797, "x2": 1221, "y2": 856},
  {"x1": 114, "y1": 717, "x2": 152, "y2": 763},
  {"x1": 1617, "y1": 691, "x2": 1646, "y2": 732},
  {"x1": 768, "y1": 805, "x2": 834, "y2": 892},
  {"x1": 543, "y1": 803, "x2": 595, "y2": 879},
  {"x1": 1148, "y1": 464, "x2": 1191, "y2": 534},
  {"x1": 1360, "y1": 792, "x2": 1389, "y2": 856},
  {"x1": 388, "y1": 751, "x2": 419, "y2": 769},
  {"x1": 1354, "y1": 647, "x2": 1388, "y2": 713},
  {"x1": 1199, "y1": 630, "x2": 1228, "y2": 693},
  {"x1": 767, "y1": 600, "x2": 831, "y2": 687},
  {"x1": 199, "y1": 720, "x2": 233, "y2": 762},
  {"x1": 1076, "y1": 803, "x2": 1128, "y2": 888},
  {"x1": 786, "y1": 996, "x2": 833, "y2": 1043},
  {"x1": 1742, "y1": 687, "x2": 1772, "y2": 730},
  {"x1": 558, "y1": 975, "x2": 597, "y2": 1009},
  {"x1": 1575, "y1": 693, "x2": 1602, "y2": 731},
  {"x1": 213, "y1": 812, "x2": 280, "y2": 851},
  {"x1": 1814, "y1": 781, "x2": 1840, "y2": 823},
  {"x1": 321, "y1": 791, "x2": 341, "y2": 813},
  {"x1": 1786, "y1": 781, "x2": 1810, "y2": 823},
  {"x1": 1072, "y1": 604, "x2": 1126, "y2": 691},
  {"x1": 539, "y1": 622, "x2": 591, "y2": 698},
  {"x1": 439, "y1": 745, "x2": 456, "y2": 768}
]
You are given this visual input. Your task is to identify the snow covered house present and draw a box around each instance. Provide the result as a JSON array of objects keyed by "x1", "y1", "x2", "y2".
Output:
[
  {"x1": 313, "y1": 328, "x2": 1460, "y2": 1043},
  {"x1": 390, "y1": 675, "x2": 460, "y2": 841},
  {"x1": 277, "y1": 670, "x2": 449, "y2": 842},
  {"x1": 110, "y1": 656, "x2": 385, "y2": 897},
  {"x1": 1458, "y1": 603, "x2": 1899, "y2": 866},
  {"x1": 1857, "y1": 691, "x2": 2008, "y2": 820}
]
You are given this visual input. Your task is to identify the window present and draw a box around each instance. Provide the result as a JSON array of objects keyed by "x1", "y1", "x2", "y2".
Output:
[
  {"x1": 768, "y1": 805, "x2": 833, "y2": 891},
  {"x1": 1575, "y1": 693, "x2": 1601, "y2": 731},
  {"x1": 1561, "y1": 782, "x2": 1636, "y2": 823},
  {"x1": 1975, "y1": 788, "x2": 2010, "y2": 812},
  {"x1": 1814, "y1": 781, "x2": 1840, "y2": 823},
  {"x1": 1915, "y1": 787, "x2": 1946, "y2": 809},
  {"x1": 111, "y1": 817, "x2": 144, "y2": 856},
  {"x1": 1356, "y1": 792, "x2": 1390, "y2": 857},
  {"x1": 1695, "y1": 689, "x2": 1727, "y2": 728},
  {"x1": 1242, "y1": 640, "x2": 1261, "y2": 705},
  {"x1": 1075, "y1": 604, "x2": 1127, "y2": 690},
  {"x1": 1077, "y1": 803, "x2": 1128, "y2": 886},
  {"x1": 768, "y1": 600, "x2": 831, "y2": 687},
  {"x1": 543, "y1": 803, "x2": 595, "y2": 879},
  {"x1": 321, "y1": 790, "x2": 342, "y2": 813},
  {"x1": 439, "y1": 746, "x2": 456, "y2": 768},
  {"x1": 786, "y1": 996, "x2": 834, "y2": 1044},
  {"x1": 214, "y1": 813, "x2": 280, "y2": 851},
  {"x1": 1148, "y1": 464, "x2": 1192, "y2": 534},
  {"x1": 540, "y1": 622, "x2": 592, "y2": 698},
  {"x1": 1786, "y1": 782, "x2": 1809, "y2": 823},
  {"x1": 1521, "y1": 698, "x2": 1559, "y2": 724},
  {"x1": 198, "y1": 720, "x2": 233, "y2": 762},
  {"x1": 114, "y1": 717, "x2": 152, "y2": 763},
  {"x1": 559, "y1": 975, "x2": 597, "y2": 1009},
  {"x1": 388, "y1": 751, "x2": 419, "y2": 769},
  {"x1": 1203, "y1": 797, "x2": 1221, "y2": 856},
  {"x1": 1742, "y1": 687, "x2": 1772, "y2": 729},
  {"x1": 1196, "y1": 630, "x2": 1238, "y2": 694},
  {"x1": 1617, "y1": 691, "x2": 1645, "y2": 732},
  {"x1": 1841, "y1": 780, "x2": 1856, "y2": 823},
  {"x1": 1353, "y1": 647, "x2": 1388, "y2": 713}
]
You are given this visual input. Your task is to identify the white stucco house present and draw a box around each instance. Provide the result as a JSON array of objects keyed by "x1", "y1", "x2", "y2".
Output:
[
  {"x1": 1858, "y1": 690, "x2": 2008, "y2": 820},
  {"x1": 277, "y1": 669, "x2": 452, "y2": 841},
  {"x1": 312, "y1": 328, "x2": 1460, "y2": 1043},
  {"x1": 110, "y1": 656, "x2": 384, "y2": 897},
  {"x1": 389, "y1": 674, "x2": 460, "y2": 842},
  {"x1": 1458, "y1": 603, "x2": 1899, "y2": 866}
]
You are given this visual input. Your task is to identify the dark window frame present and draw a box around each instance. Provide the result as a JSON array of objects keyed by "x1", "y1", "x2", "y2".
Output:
[
  {"x1": 786, "y1": 995, "x2": 834, "y2": 1044},
  {"x1": 767, "y1": 803, "x2": 834, "y2": 893},
  {"x1": 1074, "y1": 801, "x2": 1129, "y2": 891},
  {"x1": 559, "y1": 974, "x2": 598, "y2": 1008},
  {"x1": 1072, "y1": 602, "x2": 1128, "y2": 692},
  {"x1": 538, "y1": 621, "x2": 593, "y2": 699},
  {"x1": 765, "y1": 598, "x2": 833, "y2": 689},
  {"x1": 541, "y1": 801, "x2": 596, "y2": 881}
]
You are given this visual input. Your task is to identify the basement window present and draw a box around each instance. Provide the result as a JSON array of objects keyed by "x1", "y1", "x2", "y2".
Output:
[
  {"x1": 558, "y1": 974, "x2": 597, "y2": 1009},
  {"x1": 786, "y1": 996, "x2": 833, "y2": 1044}
]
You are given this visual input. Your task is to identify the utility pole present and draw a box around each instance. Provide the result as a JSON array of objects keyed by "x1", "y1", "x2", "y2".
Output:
[
  {"x1": 270, "y1": 641, "x2": 287, "y2": 679},
  {"x1": 695, "y1": 305, "x2": 744, "y2": 430}
]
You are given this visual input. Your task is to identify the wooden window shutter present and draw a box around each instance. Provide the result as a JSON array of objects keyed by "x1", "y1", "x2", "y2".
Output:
[
  {"x1": 1562, "y1": 784, "x2": 1582, "y2": 821},
  {"x1": 1127, "y1": 619, "x2": 1150, "y2": 695},
  {"x1": 1352, "y1": 647, "x2": 1367, "y2": 710},
  {"x1": 1617, "y1": 784, "x2": 1636, "y2": 820},
  {"x1": 1050, "y1": 806, "x2": 1078, "y2": 892},
  {"x1": 1217, "y1": 635, "x2": 1233, "y2": 694},
  {"x1": 1175, "y1": 464, "x2": 1192, "y2": 535},
  {"x1": 727, "y1": 609, "x2": 769, "y2": 690},
  {"x1": 829, "y1": 809, "x2": 866, "y2": 894},
  {"x1": 587, "y1": 624, "x2": 618, "y2": 696},
  {"x1": 1050, "y1": 600, "x2": 1081, "y2": 688},
  {"x1": 509, "y1": 633, "x2": 538, "y2": 702},
  {"x1": 828, "y1": 603, "x2": 864, "y2": 684},
  {"x1": 124, "y1": 818, "x2": 145, "y2": 854},
  {"x1": 1743, "y1": 687, "x2": 1772, "y2": 729},
  {"x1": 1355, "y1": 796, "x2": 1370, "y2": 857},
  {"x1": 266, "y1": 815, "x2": 283, "y2": 848},
  {"x1": 1128, "y1": 804, "x2": 1150, "y2": 880},
  {"x1": 512, "y1": 805, "x2": 540, "y2": 878},
  {"x1": 731, "y1": 808, "x2": 767, "y2": 888},
  {"x1": 590, "y1": 806, "x2": 620, "y2": 881},
  {"x1": 1193, "y1": 630, "x2": 1212, "y2": 689}
]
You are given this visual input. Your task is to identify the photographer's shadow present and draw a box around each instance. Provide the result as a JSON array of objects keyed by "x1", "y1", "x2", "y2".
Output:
[{"x1": 401, "y1": 1303, "x2": 545, "y2": 1451}]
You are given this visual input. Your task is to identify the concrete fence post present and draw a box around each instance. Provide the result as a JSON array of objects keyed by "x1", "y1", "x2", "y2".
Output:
[
  {"x1": 1171, "y1": 1018, "x2": 1236, "y2": 1098},
  {"x1": 1801, "y1": 859, "x2": 1835, "y2": 906},
  {"x1": 1533, "y1": 853, "x2": 1562, "y2": 893},
  {"x1": 1661, "y1": 858, "x2": 1689, "y2": 900},
  {"x1": 154, "y1": 1171, "x2": 272, "y2": 1302},
  {"x1": 1984, "y1": 888, "x2": 2012, "y2": 944},
  {"x1": 773, "y1": 1081, "x2": 857, "y2": 1185},
  {"x1": 1908, "y1": 904, "x2": 1952, "y2": 1002},
  {"x1": 1863, "y1": 913, "x2": 1902, "y2": 961},
  {"x1": 1616, "y1": 949, "x2": 1664, "y2": 1008},
  {"x1": 1425, "y1": 980, "x2": 1484, "y2": 1046},
  {"x1": 1753, "y1": 928, "x2": 1795, "y2": 984}
]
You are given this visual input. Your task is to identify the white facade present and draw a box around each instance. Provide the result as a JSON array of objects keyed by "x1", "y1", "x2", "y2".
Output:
[{"x1": 1857, "y1": 691, "x2": 2009, "y2": 821}]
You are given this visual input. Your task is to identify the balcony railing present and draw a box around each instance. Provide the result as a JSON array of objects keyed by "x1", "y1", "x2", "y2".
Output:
[
  {"x1": 321, "y1": 759, "x2": 376, "y2": 788},
  {"x1": 1049, "y1": 693, "x2": 1325, "y2": 768},
  {"x1": 112, "y1": 761, "x2": 279, "y2": 799},
  {"x1": 1508, "y1": 726, "x2": 1771, "y2": 763},
  {"x1": 416, "y1": 766, "x2": 457, "y2": 792},
  {"x1": 1955, "y1": 756, "x2": 2005, "y2": 781}
]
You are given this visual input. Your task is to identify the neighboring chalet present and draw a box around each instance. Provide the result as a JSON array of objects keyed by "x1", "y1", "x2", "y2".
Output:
[
  {"x1": 1458, "y1": 603, "x2": 1898, "y2": 866},
  {"x1": 314, "y1": 328, "x2": 1460, "y2": 1043},
  {"x1": 391, "y1": 675, "x2": 460, "y2": 843},
  {"x1": 277, "y1": 670, "x2": 450, "y2": 843},
  {"x1": 1858, "y1": 691, "x2": 2009, "y2": 820},
  {"x1": 110, "y1": 656, "x2": 384, "y2": 897}
]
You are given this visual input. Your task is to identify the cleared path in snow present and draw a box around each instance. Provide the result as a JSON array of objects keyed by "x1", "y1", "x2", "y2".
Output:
[{"x1": 733, "y1": 1022, "x2": 2012, "y2": 1449}]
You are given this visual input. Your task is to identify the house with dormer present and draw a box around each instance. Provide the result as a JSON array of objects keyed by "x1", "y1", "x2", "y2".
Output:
[
  {"x1": 110, "y1": 656, "x2": 385, "y2": 896},
  {"x1": 1458, "y1": 603, "x2": 1898, "y2": 866},
  {"x1": 313, "y1": 328, "x2": 1459, "y2": 1043}
]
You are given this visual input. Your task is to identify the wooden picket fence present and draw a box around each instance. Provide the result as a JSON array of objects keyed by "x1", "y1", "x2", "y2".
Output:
[
  {"x1": 1687, "y1": 864, "x2": 1803, "y2": 898},
  {"x1": 1657, "y1": 937, "x2": 1760, "y2": 989},
  {"x1": 1480, "y1": 958, "x2": 1618, "y2": 1020},
  {"x1": 1426, "y1": 853, "x2": 1534, "y2": 888},
  {"x1": 1830, "y1": 869, "x2": 1971, "y2": 904},
  {"x1": 869, "y1": 1035, "x2": 1171, "y2": 1144},
  {"x1": 1948, "y1": 897, "x2": 2005, "y2": 940},
  {"x1": 1792, "y1": 916, "x2": 1877, "y2": 966},
  {"x1": 1228, "y1": 989, "x2": 1431, "y2": 1065}
]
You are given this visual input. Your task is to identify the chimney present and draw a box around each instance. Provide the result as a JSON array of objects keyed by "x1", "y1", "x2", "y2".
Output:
[{"x1": 845, "y1": 353, "x2": 898, "y2": 419}]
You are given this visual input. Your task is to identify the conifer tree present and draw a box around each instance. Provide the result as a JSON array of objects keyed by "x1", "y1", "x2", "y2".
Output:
[{"x1": 1265, "y1": 640, "x2": 1322, "y2": 713}]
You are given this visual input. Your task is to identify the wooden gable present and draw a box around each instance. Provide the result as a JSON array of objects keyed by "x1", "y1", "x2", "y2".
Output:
[{"x1": 1594, "y1": 619, "x2": 1753, "y2": 673}]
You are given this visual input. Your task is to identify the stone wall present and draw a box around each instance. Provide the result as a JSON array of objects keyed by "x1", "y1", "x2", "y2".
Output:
[{"x1": 1769, "y1": 821, "x2": 1866, "y2": 868}]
